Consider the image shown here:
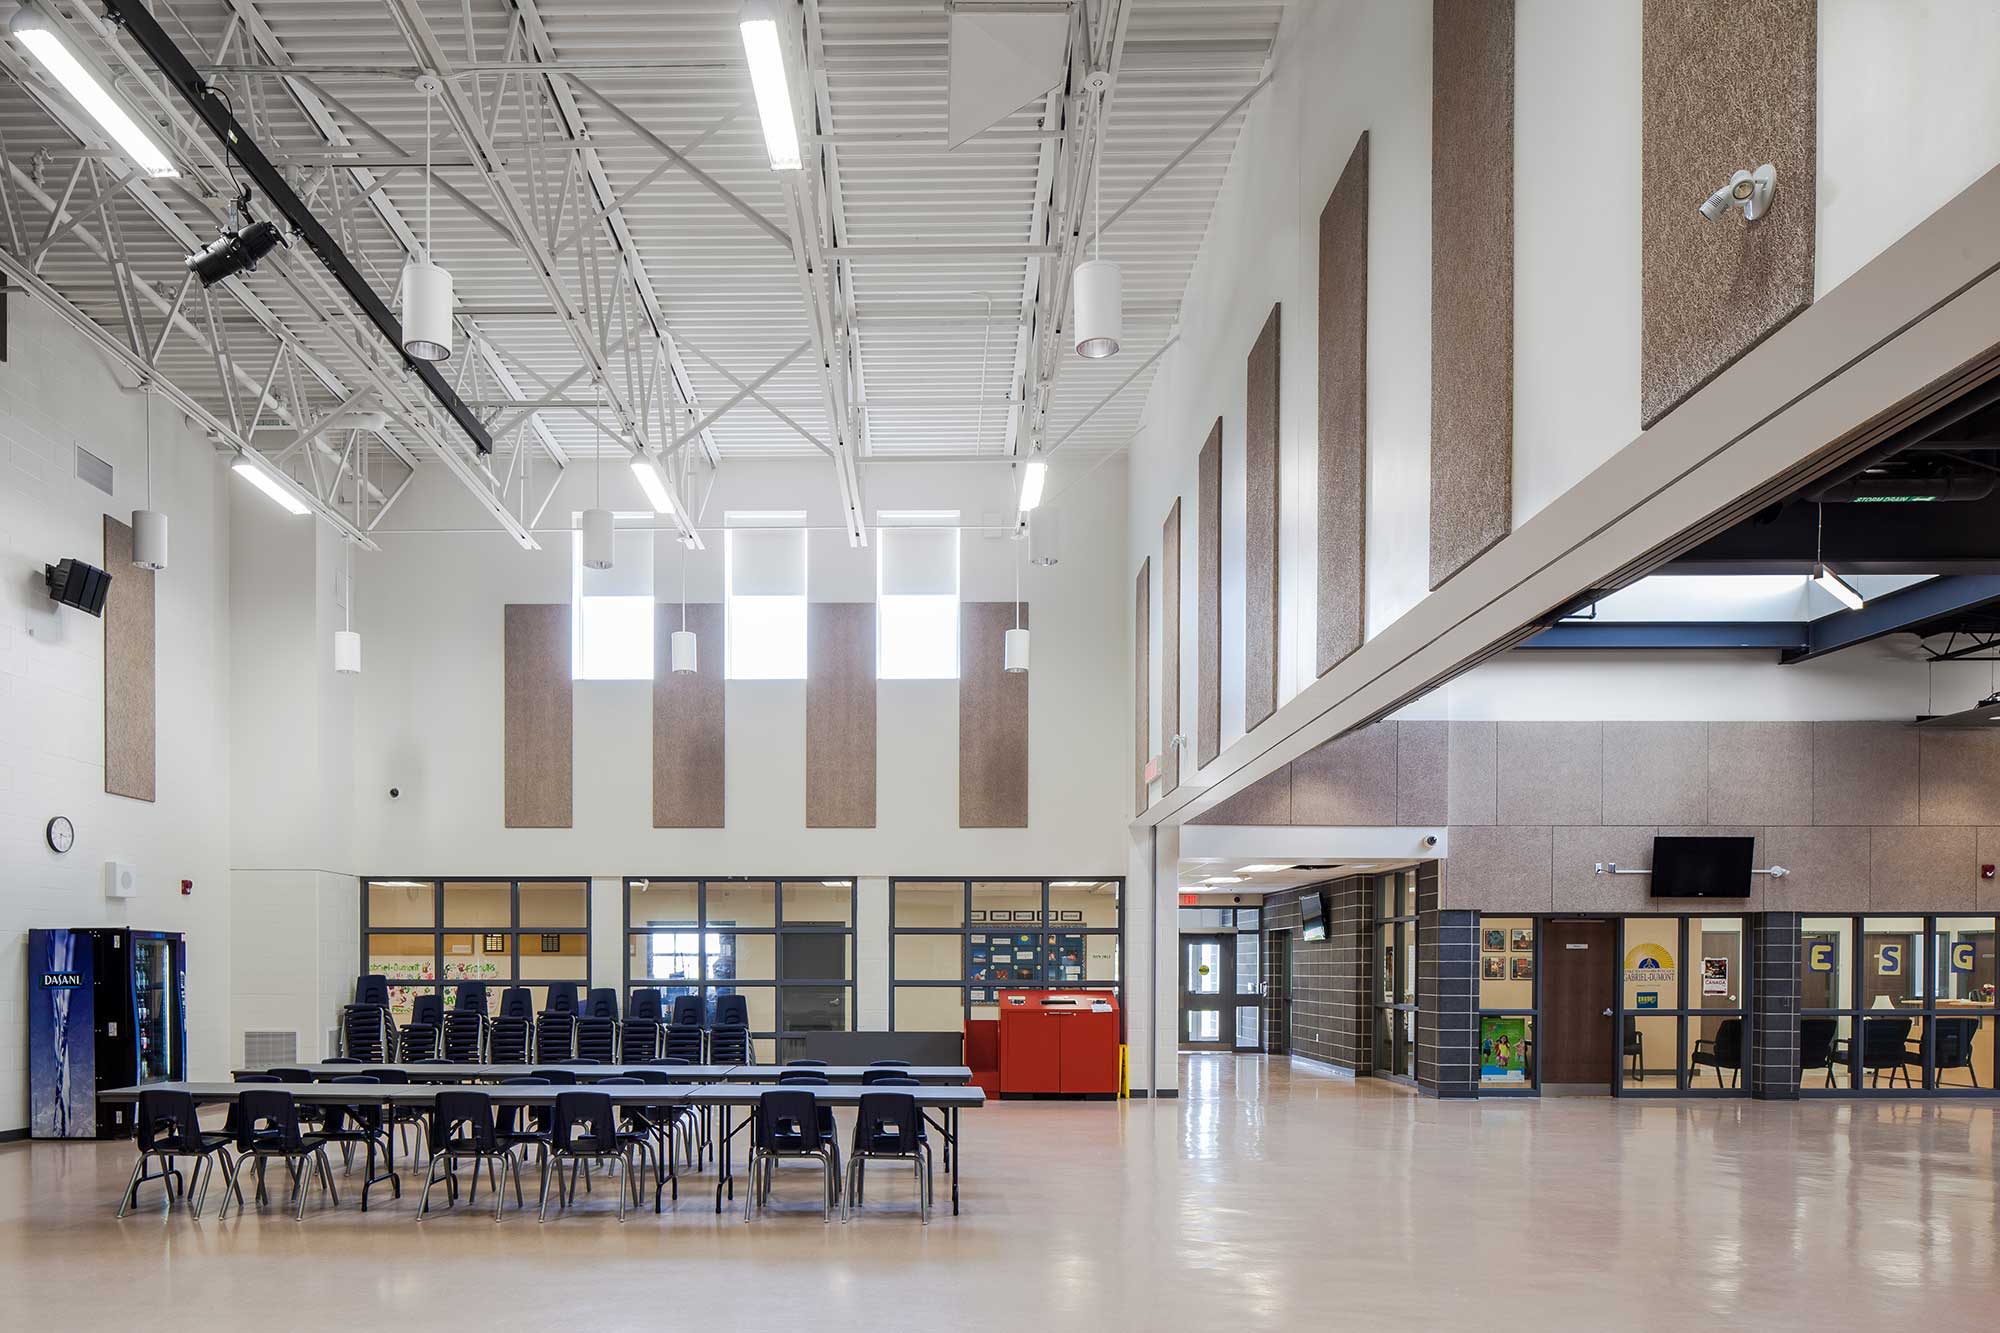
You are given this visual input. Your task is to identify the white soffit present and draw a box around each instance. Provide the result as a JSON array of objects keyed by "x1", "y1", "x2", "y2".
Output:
[{"x1": 946, "y1": 7, "x2": 1069, "y2": 149}]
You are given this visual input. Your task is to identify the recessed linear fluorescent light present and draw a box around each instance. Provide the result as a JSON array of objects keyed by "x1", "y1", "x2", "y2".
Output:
[
  {"x1": 724, "y1": 509, "x2": 808, "y2": 526},
  {"x1": 821, "y1": 880, "x2": 851, "y2": 887},
  {"x1": 1812, "y1": 563, "x2": 1866, "y2": 612},
  {"x1": 371, "y1": 880, "x2": 430, "y2": 889},
  {"x1": 1237, "y1": 864, "x2": 1287, "y2": 874},
  {"x1": 9, "y1": 4, "x2": 177, "y2": 180},
  {"x1": 876, "y1": 509, "x2": 961, "y2": 526},
  {"x1": 1051, "y1": 880, "x2": 1099, "y2": 887},
  {"x1": 1017, "y1": 457, "x2": 1048, "y2": 512},
  {"x1": 1203, "y1": 876, "x2": 1245, "y2": 884},
  {"x1": 739, "y1": 1, "x2": 801, "y2": 171},
  {"x1": 232, "y1": 456, "x2": 311, "y2": 515},
  {"x1": 630, "y1": 456, "x2": 675, "y2": 514}
]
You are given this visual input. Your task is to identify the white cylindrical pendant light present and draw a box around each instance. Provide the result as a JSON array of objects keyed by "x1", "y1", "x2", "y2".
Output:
[
  {"x1": 581, "y1": 507, "x2": 615, "y2": 570},
  {"x1": 1004, "y1": 626, "x2": 1030, "y2": 673},
  {"x1": 334, "y1": 628, "x2": 362, "y2": 674},
  {"x1": 671, "y1": 628, "x2": 698, "y2": 674},
  {"x1": 131, "y1": 508, "x2": 168, "y2": 571},
  {"x1": 1072, "y1": 258, "x2": 1122, "y2": 359},
  {"x1": 400, "y1": 257, "x2": 453, "y2": 362}
]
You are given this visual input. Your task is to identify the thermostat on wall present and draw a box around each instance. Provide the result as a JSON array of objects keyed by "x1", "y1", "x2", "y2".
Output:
[{"x1": 104, "y1": 861, "x2": 138, "y2": 900}]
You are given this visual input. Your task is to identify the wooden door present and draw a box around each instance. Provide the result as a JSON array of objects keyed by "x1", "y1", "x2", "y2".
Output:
[{"x1": 1541, "y1": 919, "x2": 1616, "y2": 1084}]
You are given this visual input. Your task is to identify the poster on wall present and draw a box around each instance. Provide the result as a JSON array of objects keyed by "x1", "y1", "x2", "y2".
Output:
[
  {"x1": 1480, "y1": 1016, "x2": 1528, "y2": 1083},
  {"x1": 1483, "y1": 929, "x2": 1506, "y2": 953},
  {"x1": 1702, "y1": 957, "x2": 1730, "y2": 996},
  {"x1": 1510, "y1": 927, "x2": 1533, "y2": 952},
  {"x1": 1510, "y1": 956, "x2": 1534, "y2": 981},
  {"x1": 1482, "y1": 956, "x2": 1506, "y2": 980}
]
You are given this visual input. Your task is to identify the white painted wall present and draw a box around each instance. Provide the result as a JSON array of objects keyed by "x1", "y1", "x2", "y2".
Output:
[
  {"x1": 1129, "y1": 0, "x2": 2000, "y2": 768},
  {"x1": 0, "y1": 297, "x2": 233, "y2": 1132},
  {"x1": 340, "y1": 452, "x2": 1128, "y2": 880},
  {"x1": 1419, "y1": 638, "x2": 2000, "y2": 723},
  {"x1": 1817, "y1": 0, "x2": 2000, "y2": 297}
]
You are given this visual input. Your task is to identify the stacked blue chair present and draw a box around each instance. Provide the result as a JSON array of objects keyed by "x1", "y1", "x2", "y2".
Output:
[
  {"x1": 622, "y1": 989, "x2": 665, "y2": 1062},
  {"x1": 398, "y1": 993, "x2": 444, "y2": 1061},
  {"x1": 710, "y1": 993, "x2": 752, "y2": 1065},
  {"x1": 489, "y1": 987, "x2": 535, "y2": 1063},
  {"x1": 534, "y1": 982, "x2": 580, "y2": 1062},
  {"x1": 442, "y1": 982, "x2": 490, "y2": 1062},
  {"x1": 663, "y1": 994, "x2": 705, "y2": 1063},
  {"x1": 340, "y1": 975, "x2": 396, "y2": 1063},
  {"x1": 576, "y1": 988, "x2": 621, "y2": 1064}
]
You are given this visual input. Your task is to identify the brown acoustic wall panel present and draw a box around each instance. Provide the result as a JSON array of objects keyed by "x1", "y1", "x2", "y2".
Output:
[
  {"x1": 1317, "y1": 132, "x2": 1369, "y2": 676},
  {"x1": 806, "y1": 602, "x2": 876, "y2": 828},
  {"x1": 1197, "y1": 420, "x2": 1222, "y2": 768},
  {"x1": 653, "y1": 602, "x2": 725, "y2": 828},
  {"x1": 1135, "y1": 558, "x2": 1150, "y2": 817},
  {"x1": 504, "y1": 603, "x2": 572, "y2": 828},
  {"x1": 1161, "y1": 499, "x2": 1182, "y2": 794},
  {"x1": 1429, "y1": 0, "x2": 1514, "y2": 589},
  {"x1": 1244, "y1": 305, "x2": 1281, "y2": 728},
  {"x1": 959, "y1": 601, "x2": 1029, "y2": 828},
  {"x1": 1640, "y1": 0, "x2": 1816, "y2": 427},
  {"x1": 102, "y1": 516, "x2": 154, "y2": 802}
]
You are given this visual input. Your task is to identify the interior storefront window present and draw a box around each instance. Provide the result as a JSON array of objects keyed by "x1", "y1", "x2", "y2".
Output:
[
  {"x1": 892, "y1": 879, "x2": 1124, "y2": 1030},
  {"x1": 1478, "y1": 915, "x2": 1536, "y2": 1089},
  {"x1": 1801, "y1": 915, "x2": 1998, "y2": 1093},
  {"x1": 360, "y1": 878, "x2": 590, "y2": 1028}
]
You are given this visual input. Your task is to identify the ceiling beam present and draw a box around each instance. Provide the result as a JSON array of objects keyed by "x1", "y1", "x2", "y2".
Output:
[
  {"x1": 1780, "y1": 576, "x2": 2000, "y2": 664},
  {"x1": 1517, "y1": 621, "x2": 1809, "y2": 651},
  {"x1": 98, "y1": 0, "x2": 494, "y2": 458}
]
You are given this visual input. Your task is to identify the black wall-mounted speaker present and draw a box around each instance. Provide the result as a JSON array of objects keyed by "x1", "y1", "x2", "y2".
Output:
[{"x1": 45, "y1": 558, "x2": 111, "y2": 616}]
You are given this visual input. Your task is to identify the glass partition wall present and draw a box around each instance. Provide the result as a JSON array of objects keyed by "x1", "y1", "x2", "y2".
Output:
[
  {"x1": 623, "y1": 878, "x2": 857, "y2": 1062},
  {"x1": 1617, "y1": 916, "x2": 1748, "y2": 1096},
  {"x1": 1800, "y1": 915, "x2": 1996, "y2": 1093},
  {"x1": 362, "y1": 879, "x2": 591, "y2": 1025},
  {"x1": 890, "y1": 879, "x2": 1123, "y2": 1029}
]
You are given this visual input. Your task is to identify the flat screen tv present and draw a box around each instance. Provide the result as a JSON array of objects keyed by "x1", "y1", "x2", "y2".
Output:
[
  {"x1": 1299, "y1": 890, "x2": 1327, "y2": 941},
  {"x1": 1650, "y1": 835, "x2": 1753, "y2": 898}
]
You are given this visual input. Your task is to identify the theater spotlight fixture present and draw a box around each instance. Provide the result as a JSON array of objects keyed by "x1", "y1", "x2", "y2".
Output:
[{"x1": 184, "y1": 190, "x2": 286, "y2": 287}]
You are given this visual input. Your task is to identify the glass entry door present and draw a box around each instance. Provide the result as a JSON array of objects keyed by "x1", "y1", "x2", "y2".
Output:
[{"x1": 1180, "y1": 934, "x2": 1262, "y2": 1051}]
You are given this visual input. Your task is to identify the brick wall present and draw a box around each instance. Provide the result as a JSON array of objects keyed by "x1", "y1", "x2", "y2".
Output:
[
  {"x1": 1261, "y1": 876, "x2": 1373, "y2": 1072},
  {"x1": 1415, "y1": 862, "x2": 1478, "y2": 1097},
  {"x1": 1749, "y1": 912, "x2": 1802, "y2": 1099}
]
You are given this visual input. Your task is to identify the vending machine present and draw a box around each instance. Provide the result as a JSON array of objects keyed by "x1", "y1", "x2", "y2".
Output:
[{"x1": 27, "y1": 928, "x2": 187, "y2": 1138}]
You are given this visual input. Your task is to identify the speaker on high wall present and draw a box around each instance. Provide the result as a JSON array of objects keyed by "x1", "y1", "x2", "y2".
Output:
[{"x1": 45, "y1": 557, "x2": 110, "y2": 616}]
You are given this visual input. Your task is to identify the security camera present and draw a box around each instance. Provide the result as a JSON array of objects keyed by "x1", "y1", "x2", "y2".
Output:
[
  {"x1": 1699, "y1": 164, "x2": 1776, "y2": 223},
  {"x1": 1423, "y1": 834, "x2": 1439, "y2": 849},
  {"x1": 388, "y1": 786, "x2": 401, "y2": 800}
]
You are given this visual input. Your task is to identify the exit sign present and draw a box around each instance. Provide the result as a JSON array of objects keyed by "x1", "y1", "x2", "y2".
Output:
[{"x1": 1178, "y1": 893, "x2": 1197, "y2": 906}]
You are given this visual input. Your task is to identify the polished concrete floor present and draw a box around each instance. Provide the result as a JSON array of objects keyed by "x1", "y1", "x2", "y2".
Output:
[{"x1": 1, "y1": 1056, "x2": 1994, "y2": 1329}]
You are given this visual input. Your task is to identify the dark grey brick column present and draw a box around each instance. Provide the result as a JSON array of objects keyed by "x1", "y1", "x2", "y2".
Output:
[
  {"x1": 1259, "y1": 879, "x2": 1372, "y2": 1072},
  {"x1": 1749, "y1": 912, "x2": 1802, "y2": 1100},
  {"x1": 1327, "y1": 878, "x2": 1374, "y2": 1073},
  {"x1": 1415, "y1": 862, "x2": 1477, "y2": 1097}
]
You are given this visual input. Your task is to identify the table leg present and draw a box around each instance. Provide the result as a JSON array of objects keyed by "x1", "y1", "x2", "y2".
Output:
[{"x1": 950, "y1": 1108, "x2": 960, "y2": 1215}]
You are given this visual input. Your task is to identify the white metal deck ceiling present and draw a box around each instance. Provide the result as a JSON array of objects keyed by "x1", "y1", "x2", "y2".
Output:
[{"x1": 0, "y1": 0, "x2": 1280, "y2": 543}]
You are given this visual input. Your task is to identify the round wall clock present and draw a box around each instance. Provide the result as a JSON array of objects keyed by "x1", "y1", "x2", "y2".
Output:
[{"x1": 45, "y1": 816, "x2": 74, "y2": 854}]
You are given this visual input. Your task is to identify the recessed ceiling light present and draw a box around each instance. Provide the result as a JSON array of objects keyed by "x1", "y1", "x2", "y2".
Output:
[
  {"x1": 1203, "y1": 876, "x2": 1245, "y2": 884},
  {"x1": 1237, "y1": 864, "x2": 1286, "y2": 873}
]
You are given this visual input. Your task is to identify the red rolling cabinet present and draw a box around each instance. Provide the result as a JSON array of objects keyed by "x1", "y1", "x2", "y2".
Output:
[{"x1": 997, "y1": 991, "x2": 1119, "y2": 1096}]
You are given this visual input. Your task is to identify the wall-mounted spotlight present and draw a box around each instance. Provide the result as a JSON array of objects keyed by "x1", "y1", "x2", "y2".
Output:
[
  {"x1": 185, "y1": 190, "x2": 287, "y2": 287},
  {"x1": 1698, "y1": 163, "x2": 1776, "y2": 223}
]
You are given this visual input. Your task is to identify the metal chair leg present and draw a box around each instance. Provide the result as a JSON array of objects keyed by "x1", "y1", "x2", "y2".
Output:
[{"x1": 115, "y1": 1154, "x2": 149, "y2": 1218}]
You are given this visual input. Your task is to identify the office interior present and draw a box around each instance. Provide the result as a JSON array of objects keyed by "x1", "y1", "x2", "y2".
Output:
[{"x1": 4, "y1": 0, "x2": 2000, "y2": 1326}]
